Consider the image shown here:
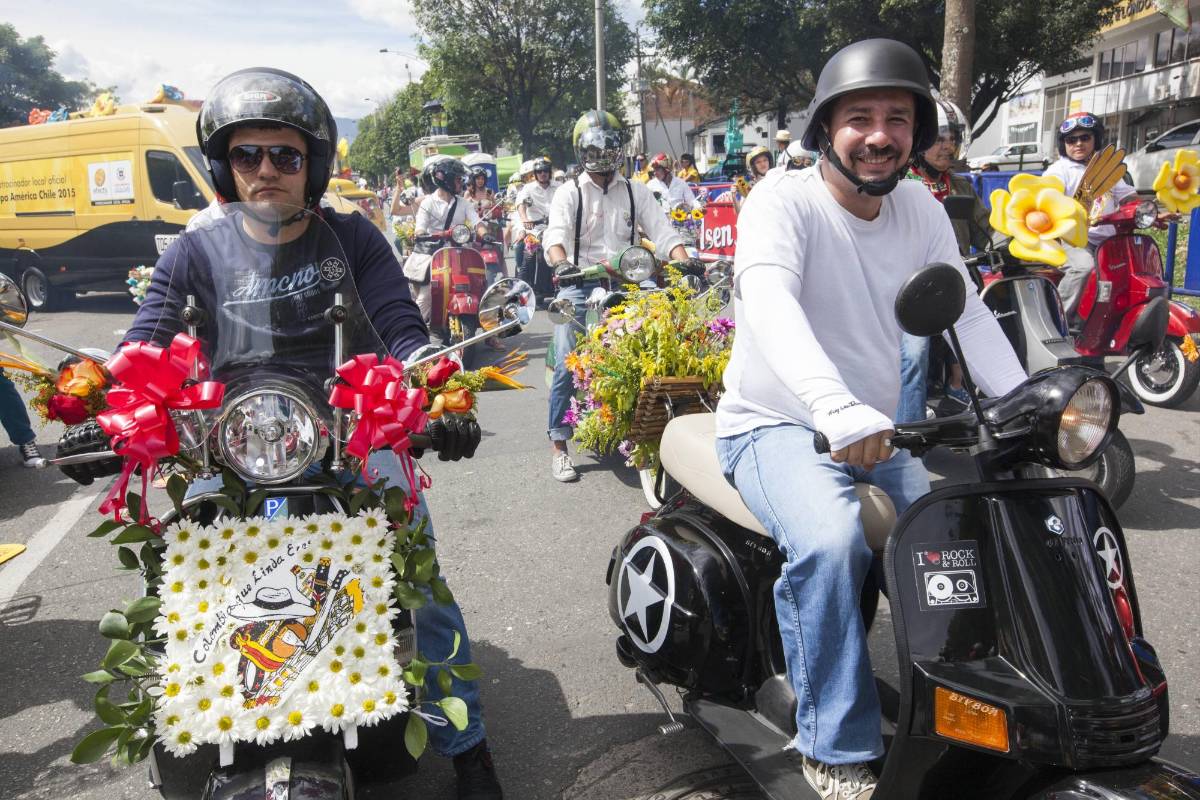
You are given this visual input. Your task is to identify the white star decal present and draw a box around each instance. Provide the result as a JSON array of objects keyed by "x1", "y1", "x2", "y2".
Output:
[
  {"x1": 623, "y1": 552, "x2": 667, "y2": 642},
  {"x1": 1094, "y1": 527, "x2": 1124, "y2": 590}
]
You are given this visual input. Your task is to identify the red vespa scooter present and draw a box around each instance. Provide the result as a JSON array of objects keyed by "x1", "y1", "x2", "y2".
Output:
[
  {"x1": 420, "y1": 223, "x2": 489, "y2": 368},
  {"x1": 980, "y1": 198, "x2": 1200, "y2": 408}
]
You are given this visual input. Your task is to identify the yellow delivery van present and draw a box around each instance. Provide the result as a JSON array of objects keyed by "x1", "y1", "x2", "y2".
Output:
[{"x1": 0, "y1": 104, "x2": 214, "y2": 310}]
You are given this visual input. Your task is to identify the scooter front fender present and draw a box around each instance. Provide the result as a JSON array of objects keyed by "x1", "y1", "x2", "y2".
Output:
[{"x1": 1167, "y1": 299, "x2": 1200, "y2": 337}]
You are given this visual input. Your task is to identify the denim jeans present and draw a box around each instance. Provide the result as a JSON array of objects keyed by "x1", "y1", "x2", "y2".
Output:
[
  {"x1": 547, "y1": 281, "x2": 598, "y2": 441},
  {"x1": 716, "y1": 423, "x2": 929, "y2": 764},
  {"x1": 187, "y1": 448, "x2": 485, "y2": 757},
  {"x1": 896, "y1": 332, "x2": 929, "y2": 424},
  {"x1": 513, "y1": 240, "x2": 526, "y2": 284},
  {"x1": 0, "y1": 368, "x2": 36, "y2": 446}
]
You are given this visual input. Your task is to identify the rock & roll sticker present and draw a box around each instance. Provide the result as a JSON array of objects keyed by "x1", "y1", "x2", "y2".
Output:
[{"x1": 912, "y1": 541, "x2": 988, "y2": 611}]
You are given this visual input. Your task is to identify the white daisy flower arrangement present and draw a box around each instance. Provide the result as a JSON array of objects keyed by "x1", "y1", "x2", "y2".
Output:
[{"x1": 152, "y1": 511, "x2": 407, "y2": 758}]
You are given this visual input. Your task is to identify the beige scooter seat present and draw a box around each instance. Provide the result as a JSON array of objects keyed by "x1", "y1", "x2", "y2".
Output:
[{"x1": 659, "y1": 413, "x2": 896, "y2": 552}]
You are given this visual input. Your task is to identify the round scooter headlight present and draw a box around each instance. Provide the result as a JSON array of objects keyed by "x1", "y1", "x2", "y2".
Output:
[
  {"x1": 1057, "y1": 378, "x2": 1115, "y2": 468},
  {"x1": 617, "y1": 246, "x2": 656, "y2": 283},
  {"x1": 1134, "y1": 199, "x2": 1159, "y2": 229},
  {"x1": 450, "y1": 224, "x2": 473, "y2": 245},
  {"x1": 219, "y1": 389, "x2": 322, "y2": 484}
]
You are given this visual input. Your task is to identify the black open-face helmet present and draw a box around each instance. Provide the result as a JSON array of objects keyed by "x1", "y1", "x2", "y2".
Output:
[
  {"x1": 800, "y1": 39, "x2": 938, "y2": 196},
  {"x1": 423, "y1": 156, "x2": 468, "y2": 194},
  {"x1": 1057, "y1": 112, "x2": 1105, "y2": 158},
  {"x1": 197, "y1": 67, "x2": 337, "y2": 208}
]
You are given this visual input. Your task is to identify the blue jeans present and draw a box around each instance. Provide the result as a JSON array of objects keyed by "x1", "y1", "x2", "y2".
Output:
[
  {"x1": 896, "y1": 332, "x2": 929, "y2": 424},
  {"x1": 0, "y1": 368, "x2": 36, "y2": 446},
  {"x1": 716, "y1": 423, "x2": 929, "y2": 764},
  {"x1": 547, "y1": 281, "x2": 597, "y2": 441},
  {"x1": 187, "y1": 449, "x2": 485, "y2": 757}
]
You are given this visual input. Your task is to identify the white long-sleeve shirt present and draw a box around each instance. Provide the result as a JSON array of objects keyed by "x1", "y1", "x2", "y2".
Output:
[
  {"x1": 646, "y1": 175, "x2": 700, "y2": 211},
  {"x1": 516, "y1": 182, "x2": 556, "y2": 224},
  {"x1": 1042, "y1": 157, "x2": 1137, "y2": 247},
  {"x1": 544, "y1": 172, "x2": 684, "y2": 265},
  {"x1": 716, "y1": 168, "x2": 1026, "y2": 451},
  {"x1": 414, "y1": 191, "x2": 478, "y2": 235}
]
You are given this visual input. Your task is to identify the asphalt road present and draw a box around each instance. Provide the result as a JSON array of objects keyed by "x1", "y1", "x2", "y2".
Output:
[{"x1": 0, "y1": 291, "x2": 1197, "y2": 799}]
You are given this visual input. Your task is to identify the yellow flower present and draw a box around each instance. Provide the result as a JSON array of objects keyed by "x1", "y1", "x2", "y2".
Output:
[
  {"x1": 670, "y1": 208, "x2": 687, "y2": 222},
  {"x1": 1153, "y1": 149, "x2": 1200, "y2": 213},
  {"x1": 690, "y1": 207, "x2": 705, "y2": 220},
  {"x1": 988, "y1": 173, "x2": 1086, "y2": 267}
]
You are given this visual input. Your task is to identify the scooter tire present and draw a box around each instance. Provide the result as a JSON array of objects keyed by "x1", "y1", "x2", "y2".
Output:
[
  {"x1": 633, "y1": 765, "x2": 765, "y2": 799},
  {"x1": 1125, "y1": 336, "x2": 1200, "y2": 409},
  {"x1": 451, "y1": 314, "x2": 480, "y2": 370},
  {"x1": 1087, "y1": 429, "x2": 1136, "y2": 509}
]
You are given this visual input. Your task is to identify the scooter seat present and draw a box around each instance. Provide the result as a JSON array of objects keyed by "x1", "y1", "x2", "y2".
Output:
[{"x1": 659, "y1": 413, "x2": 896, "y2": 552}]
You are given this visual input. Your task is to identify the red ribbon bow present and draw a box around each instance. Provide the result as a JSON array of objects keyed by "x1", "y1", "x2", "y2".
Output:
[
  {"x1": 329, "y1": 354, "x2": 430, "y2": 510},
  {"x1": 96, "y1": 334, "x2": 224, "y2": 524}
]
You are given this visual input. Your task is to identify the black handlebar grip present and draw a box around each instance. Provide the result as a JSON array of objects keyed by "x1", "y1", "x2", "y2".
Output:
[{"x1": 813, "y1": 432, "x2": 830, "y2": 454}]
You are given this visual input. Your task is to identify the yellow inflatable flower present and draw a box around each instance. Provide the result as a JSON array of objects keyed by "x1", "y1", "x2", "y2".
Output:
[
  {"x1": 989, "y1": 173, "x2": 1087, "y2": 267},
  {"x1": 1152, "y1": 149, "x2": 1200, "y2": 213}
]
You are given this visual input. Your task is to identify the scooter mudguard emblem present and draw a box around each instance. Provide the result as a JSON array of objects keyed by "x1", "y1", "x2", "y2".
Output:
[
  {"x1": 615, "y1": 535, "x2": 676, "y2": 653},
  {"x1": 1094, "y1": 526, "x2": 1124, "y2": 590}
]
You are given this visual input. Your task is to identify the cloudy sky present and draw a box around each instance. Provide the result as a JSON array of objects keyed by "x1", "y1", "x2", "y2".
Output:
[{"x1": 6, "y1": 0, "x2": 645, "y2": 122}]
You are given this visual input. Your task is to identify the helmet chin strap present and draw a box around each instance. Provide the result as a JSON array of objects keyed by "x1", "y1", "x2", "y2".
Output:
[{"x1": 819, "y1": 131, "x2": 911, "y2": 197}]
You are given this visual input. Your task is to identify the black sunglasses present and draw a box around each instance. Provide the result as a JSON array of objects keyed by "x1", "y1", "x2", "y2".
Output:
[{"x1": 227, "y1": 144, "x2": 307, "y2": 175}]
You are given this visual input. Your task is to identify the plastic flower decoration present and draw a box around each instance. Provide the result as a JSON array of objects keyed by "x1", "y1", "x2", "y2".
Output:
[
  {"x1": 690, "y1": 207, "x2": 705, "y2": 221},
  {"x1": 670, "y1": 207, "x2": 687, "y2": 222},
  {"x1": 989, "y1": 174, "x2": 1087, "y2": 267},
  {"x1": 1152, "y1": 149, "x2": 1200, "y2": 214}
]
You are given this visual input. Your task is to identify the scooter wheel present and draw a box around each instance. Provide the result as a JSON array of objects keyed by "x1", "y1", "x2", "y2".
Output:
[
  {"x1": 1078, "y1": 429, "x2": 1136, "y2": 509},
  {"x1": 1125, "y1": 336, "x2": 1200, "y2": 409}
]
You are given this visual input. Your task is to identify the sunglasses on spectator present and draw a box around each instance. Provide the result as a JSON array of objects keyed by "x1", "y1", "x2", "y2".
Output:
[
  {"x1": 228, "y1": 144, "x2": 307, "y2": 175},
  {"x1": 1059, "y1": 114, "x2": 1098, "y2": 135},
  {"x1": 1063, "y1": 133, "x2": 1094, "y2": 145}
]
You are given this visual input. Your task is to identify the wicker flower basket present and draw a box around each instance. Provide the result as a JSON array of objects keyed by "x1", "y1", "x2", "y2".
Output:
[{"x1": 628, "y1": 376, "x2": 720, "y2": 444}]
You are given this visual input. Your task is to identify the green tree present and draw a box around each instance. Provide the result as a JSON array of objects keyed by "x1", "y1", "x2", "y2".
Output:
[
  {"x1": 645, "y1": 0, "x2": 1121, "y2": 136},
  {"x1": 410, "y1": 0, "x2": 634, "y2": 163},
  {"x1": 0, "y1": 24, "x2": 95, "y2": 126}
]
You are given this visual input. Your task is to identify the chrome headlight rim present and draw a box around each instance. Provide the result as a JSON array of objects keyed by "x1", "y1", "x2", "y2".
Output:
[
  {"x1": 1054, "y1": 376, "x2": 1118, "y2": 471},
  {"x1": 217, "y1": 386, "x2": 325, "y2": 485},
  {"x1": 617, "y1": 245, "x2": 656, "y2": 283},
  {"x1": 450, "y1": 224, "x2": 473, "y2": 245},
  {"x1": 1134, "y1": 199, "x2": 1159, "y2": 229}
]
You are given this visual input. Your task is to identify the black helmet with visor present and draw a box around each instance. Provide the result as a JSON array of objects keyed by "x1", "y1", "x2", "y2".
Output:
[
  {"x1": 799, "y1": 39, "x2": 937, "y2": 196},
  {"x1": 197, "y1": 67, "x2": 337, "y2": 208}
]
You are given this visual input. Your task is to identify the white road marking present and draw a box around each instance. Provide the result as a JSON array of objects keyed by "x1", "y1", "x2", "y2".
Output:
[{"x1": 0, "y1": 488, "x2": 101, "y2": 607}]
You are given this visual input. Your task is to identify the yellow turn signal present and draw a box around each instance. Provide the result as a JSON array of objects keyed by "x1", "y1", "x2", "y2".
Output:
[{"x1": 933, "y1": 686, "x2": 1010, "y2": 753}]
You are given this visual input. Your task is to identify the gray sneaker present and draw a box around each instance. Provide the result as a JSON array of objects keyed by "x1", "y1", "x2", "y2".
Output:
[
  {"x1": 19, "y1": 442, "x2": 47, "y2": 469},
  {"x1": 551, "y1": 452, "x2": 578, "y2": 482},
  {"x1": 801, "y1": 755, "x2": 876, "y2": 799}
]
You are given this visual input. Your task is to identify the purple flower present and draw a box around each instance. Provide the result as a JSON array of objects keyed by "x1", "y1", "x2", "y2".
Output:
[
  {"x1": 561, "y1": 397, "x2": 583, "y2": 427},
  {"x1": 618, "y1": 440, "x2": 635, "y2": 458},
  {"x1": 707, "y1": 317, "x2": 735, "y2": 337}
]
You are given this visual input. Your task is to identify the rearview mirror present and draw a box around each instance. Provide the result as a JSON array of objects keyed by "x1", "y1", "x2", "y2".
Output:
[
  {"x1": 1145, "y1": 141, "x2": 1162, "y2": 153},
  {"x1": 547, "y1": 298, "x2": 577, "y2": 325},
  {"x1": 942, "y1": 195, "x2": 975, "y2": 222},
  {"x1": 0, "y1": 273, "x2": 29, "y2": 327},
  {"x1": 478, "y1": 278, "x2": 535, "y2": 332},
  {"x1": 894, "y1": 263, "x2": 965, "y2": 337}
]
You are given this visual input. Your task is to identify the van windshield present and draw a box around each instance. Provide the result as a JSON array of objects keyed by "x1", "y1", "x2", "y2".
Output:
[{"x1": 184, "y1": 146, "x2": 215, "y2": 191}]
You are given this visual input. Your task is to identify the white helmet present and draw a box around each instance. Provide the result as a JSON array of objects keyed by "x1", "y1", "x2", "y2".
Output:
[
  {"x1": 518, "y1": 159, "x2": 535, "y2": 180},
  {"x1": 928, "y1": 94, "x2": 971, "y2": 161}
]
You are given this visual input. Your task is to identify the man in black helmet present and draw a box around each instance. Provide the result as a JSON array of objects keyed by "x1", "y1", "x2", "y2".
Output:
[
  {"x1": 714, "y1": 40, "x2": 1025, "y2": 797},
  {"x1": 117, "y1": 68, "x2": 504, "y2": 799}
]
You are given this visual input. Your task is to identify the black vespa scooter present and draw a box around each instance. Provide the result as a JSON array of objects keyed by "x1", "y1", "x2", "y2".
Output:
[{"x1": 606, "y1": 264, "x2": 1198, "y2": 799}]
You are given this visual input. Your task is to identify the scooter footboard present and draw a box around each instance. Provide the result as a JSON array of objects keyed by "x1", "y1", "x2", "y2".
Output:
[{"x1": 880, "y1": 478, "x2": 1167, "y2": 780}]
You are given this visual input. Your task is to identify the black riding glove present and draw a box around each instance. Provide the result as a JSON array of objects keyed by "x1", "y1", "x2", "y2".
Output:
[
  {"x1": 427, "y1": 414, "x2": 481, "y2": 461},
  {"x1": 56, "y1": 420, "x2": 123, "y2": 486}
]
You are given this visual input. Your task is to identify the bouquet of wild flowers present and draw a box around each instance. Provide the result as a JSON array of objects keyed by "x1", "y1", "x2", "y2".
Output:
[
  {"x1": 566, "y1": 268, "x2": 733, "y2": 467},
  {"x1": 127, "y1": 266, "x2": 154, "y2": 306},
  {"x1": 393, "y1": 219, "x2": 416, "y2": 250},
  {"x1": 668, "y1": 203, "x2": 706, "y2": 245}
]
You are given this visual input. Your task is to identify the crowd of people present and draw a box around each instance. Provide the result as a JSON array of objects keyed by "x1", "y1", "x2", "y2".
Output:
[{"x1": 1, "y1": 39, "x2": 1152, "y2": 800}]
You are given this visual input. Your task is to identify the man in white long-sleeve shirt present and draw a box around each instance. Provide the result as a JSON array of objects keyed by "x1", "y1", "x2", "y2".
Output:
[
  {"x1": 645, "y1": 152, "x2": 700, "y2": 212},
  {"x1": 714, "y1": 39, "x2": 1026, "y2": 799},
  {"x1": 543, "y1": 111, "x2": 690, "y2": 483},
  {"x1": 1042, "y1": 112, "x2": 1136, "y2": 321}
]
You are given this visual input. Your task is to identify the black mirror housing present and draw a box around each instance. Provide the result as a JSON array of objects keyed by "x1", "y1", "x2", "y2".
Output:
[{"x1": 894, "y1": 263, "x2": 966, "y2": 337}]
